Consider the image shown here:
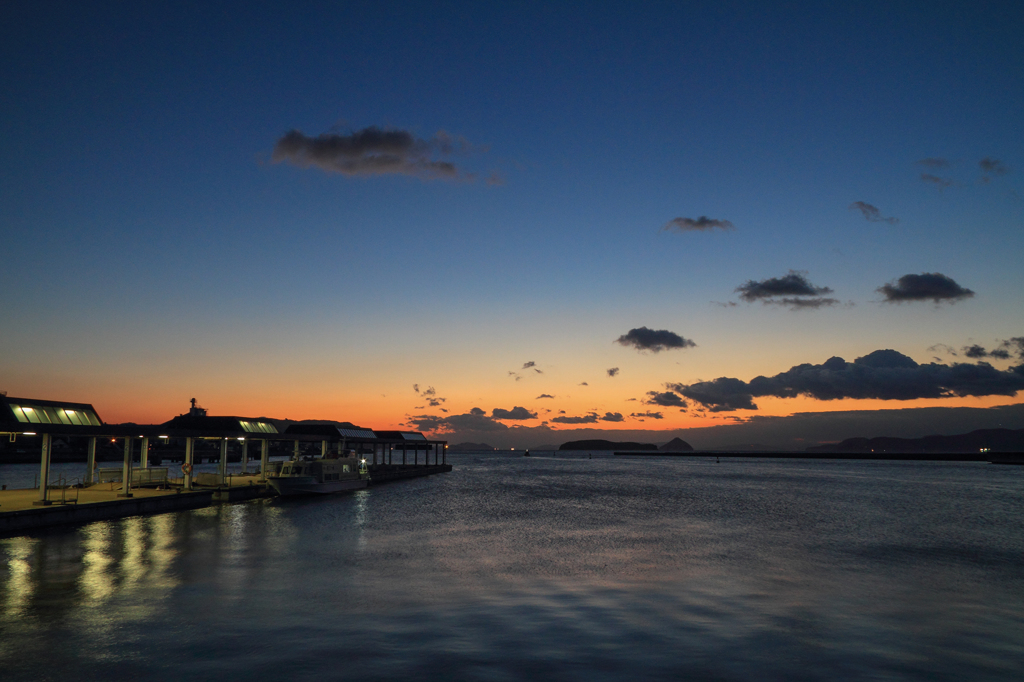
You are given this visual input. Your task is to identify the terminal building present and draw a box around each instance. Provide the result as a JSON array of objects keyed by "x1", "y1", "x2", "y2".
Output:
[{"x1": 0, "y1": 394, "x2": 447, "y2": 507}]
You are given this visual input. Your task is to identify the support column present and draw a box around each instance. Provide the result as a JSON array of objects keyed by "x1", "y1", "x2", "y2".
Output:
[
  {"x1": 184, "y1": 437, "x2": 194, "y2": 490},
  {"x1": 140, "y1": 436, "x2": 150, "y2": 469},
  {"x1": 85, "y1": 437, "x2": 97, "y2": 484},
  {"x1": 321, "y1": 440, "x2": 327, "y2": 458},
  {"x1": 241, "y1": 439, "x2": 249, "y2": 474},
  {"x1": 119, "y1": 437, "x2": 133, "y2": 498},
  {"x1": 35, "y1": 433, "x2": 53, "y2": 505},
  {"x1": 219, "y1": 439, "x2": 228, "y2": 484},
  {"x1": 403, "y1": 443, "x2": 407, "y2": 466},
  {"x1": 260, "y1": 439, "x2": 269, "y2": 482},
  {"x1": 443, "y1": 444, "x2": 447, "y2": 465},
  {"x1": 293, "y1": 440, "x2": 300, "y2": 459}
]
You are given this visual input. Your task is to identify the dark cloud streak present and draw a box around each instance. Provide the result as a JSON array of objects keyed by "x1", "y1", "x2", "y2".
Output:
[
  {"x1": 663, "y1": 216, "x2": 734, "y2": 232},
  {"x1": 616, "y1": 327, "x2": 696, "y2": 353},
  {"x1": 878, "y1": 273, "x2": 974, "y2": 304},
  {"x1": 849, "y1": 201, "x2": 899, "y2": 225},
  {"x1": 272, "y1": 126, "x2": 475, "y2": 180}
]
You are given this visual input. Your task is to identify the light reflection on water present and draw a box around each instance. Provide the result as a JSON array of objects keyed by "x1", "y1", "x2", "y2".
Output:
[{"x1": 1, "y1": 454, "x2": 1023, "y2": 681}]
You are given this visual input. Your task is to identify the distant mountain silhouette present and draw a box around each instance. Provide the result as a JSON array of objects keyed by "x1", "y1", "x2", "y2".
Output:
[
  {"x1": 560, "y1": 439, "x2": 657, "y2": 451},
  {"x1": 659, "y1": 437, "x2": 694, "y2": 452},
  {"x1": 449, "y1": 442, "x2": 496, "y2": 452},
  {"x1": 807, "y1": 428, "x2": 1024, "y2": 454}
]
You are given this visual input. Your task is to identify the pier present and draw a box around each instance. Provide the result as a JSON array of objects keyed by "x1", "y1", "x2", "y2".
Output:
[{"x1": 0, "y1": 395, "x2": 451, "y2": 536}]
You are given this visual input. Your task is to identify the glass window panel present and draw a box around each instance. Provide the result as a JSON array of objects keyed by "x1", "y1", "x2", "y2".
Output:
[
  {"x1": 10, "y1": 406, "x2": 27, "y2": 423},
  {"x1": 66, "y1": 410, "x2": 85, "y2": 426},
  {"x1": 85, "y1": 411, "x2": 102, "y2": 426},
  {"x1": 22, "y1": 407, "x2": 41, "y2": 424},
  {"x1": 55, "y1": 409, "x2": 73, "y2": 425}
]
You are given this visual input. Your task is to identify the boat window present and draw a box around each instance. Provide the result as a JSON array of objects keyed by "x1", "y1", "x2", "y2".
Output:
[{"x1": 343, "y1": 465, "x2": 350, "y2": 472}]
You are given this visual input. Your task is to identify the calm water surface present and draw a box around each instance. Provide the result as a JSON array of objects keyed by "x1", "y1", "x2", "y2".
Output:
[{"x1": 1, "y1": 454, "x2": 1022, "y2": 681}]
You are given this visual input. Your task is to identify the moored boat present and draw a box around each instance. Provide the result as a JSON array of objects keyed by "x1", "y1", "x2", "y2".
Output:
[{"x1": 267, "y1": 455, "x2": 369, "y2": 495}]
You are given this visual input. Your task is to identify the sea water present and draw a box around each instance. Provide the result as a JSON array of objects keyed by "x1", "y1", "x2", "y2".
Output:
[{"x1": 1, "y1": 453, "x2": 1022, "y2": 681}]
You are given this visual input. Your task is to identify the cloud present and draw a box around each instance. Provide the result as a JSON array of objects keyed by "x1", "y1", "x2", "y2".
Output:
[
  {"x1": 630, "y1": 411, "x2": 664, "y2": 420},
  {"x1": 878, "y1": 273, "x2": 974, "y2": 303},
  {"x1": 644, "y1": 391, "x2": 688, "y2": 408},
  {"x1": 663, "y1": 216, "x2": 735, "y2": 232},
  {"x1": 601, "y1": 412, "x2": 625, "y2": 422},
  {"x1": 536, "y1": 394, "x2": 555, "y2": 399},
  {"x1": 979, "y1": 157, "x2": 1009, "y2": 180},
  {"x1": 607, "y1": 367, "x2": 620, "y2": 377},
  {"x1": 963, "y1": 344, "x2": 989, "y2": 359},
  {"x1": 979, "y1": 157, "x2": 1011, "y2": 183},
  {"x1": 551, "y1": 413, "x2": 600, "y2": 424},
  {"x1": 491, "y1": 406, "x2": 538, "y2": 420},
  {"x1": 407, "y1": 406, "x2": 515, "y2": 433},
  {"x1": 579, "y1": 382, "x2": 589, "y2": 386},
  {"x1": 616, "y1": 327, "x2": 696, "y2": 353},
  {"x1": 735, "y1": 271, "x2": 835, "y2": 309},
  {"x1": 668, "y1": 378, "x2": 756, "y2": 412},
  {"x1": 959, "y1": 337, "x2": 1024, "y2": 361},
  {"x1": 917, "y1": 158, "x2": 950, "y2": 168},
  {"x1": 849, "y1": 201, "x2": 899, "y2": 225},
  {"x1": 770, "y1": 297, "x2": 840, "y2": 309},
  {"x1": 671, "y1": 349, "x2": 1024, "y2": 411},
  {"x1": 920, "y1": 173, "x2": 952, "y2": 189},
  {"x1": 272, "y1": 126, "x2": 481, "y2": 181},
  {"x1": 412, "y1": 384, "x2": 446, "y2": 406},
  {"x1": 522, "y1": 361, "x2": 536, "y2": 369}
]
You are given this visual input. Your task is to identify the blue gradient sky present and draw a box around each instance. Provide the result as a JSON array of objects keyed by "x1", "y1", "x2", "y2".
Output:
[{"x1": 2, "y1": 1, "x2": 1022, "y2": 446}]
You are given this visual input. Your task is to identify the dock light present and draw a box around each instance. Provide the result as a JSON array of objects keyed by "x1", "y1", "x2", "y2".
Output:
[
  {"x1": 23, "y1": 432, "x2": 36, "y2": 436},
  {"x1": 159, "y1": 435, "x2": 168, "y2": 439},
  {"x1": 238, "y1": 437, "x2": 245, "y2": 441}
]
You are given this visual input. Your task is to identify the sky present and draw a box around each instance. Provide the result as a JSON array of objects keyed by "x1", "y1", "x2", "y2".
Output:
[{"x1": 2, "y1": 1, "x2": 1023, "y2": 449}]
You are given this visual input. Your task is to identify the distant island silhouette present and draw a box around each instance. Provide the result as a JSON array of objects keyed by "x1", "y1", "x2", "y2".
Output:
[
  {"x1": 560, "y1": 440, "x2": 658, "y2": 451},
  {"x1": 806, "y1": 428, "x2": 1024, "y2": 454}
]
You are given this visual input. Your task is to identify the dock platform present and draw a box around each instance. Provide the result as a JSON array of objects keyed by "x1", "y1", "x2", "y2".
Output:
[{"x1": 0, "y1": 465, "x2": 451, "y2": 536}]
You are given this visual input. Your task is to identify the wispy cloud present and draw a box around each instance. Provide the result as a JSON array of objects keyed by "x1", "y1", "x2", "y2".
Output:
[
  {"x1": 916, "y1": 158, "x2": 950, "y2": 168},
  {"x1": 630, "y1": 411, "x2": 664, "y2": 420},
  {"x1": 878, "y1": 273, "x2": 974, "y2": 304},
  {"x1": 550, "y1": 412, "x2": 624, "y2": 424},
  {"x1": 663, "y1": 216, "x2": 735, "y2": 232},
  {"x1": 979, "y1": 157, "x2": 1010, "y2": 183},
  {"x1": 616, "y1": 327, "x2": 696, "y2": 353},
  {"x1": 920, "y1": 173, "x2": 953, "y2": 189},
  {"x1": 536, "y1": 394, "x2": 555, "y2": 399},
  {"x1": 607, "y1": 367, "x2": 620, "y2": 377},
  {"x1": 551, "y1": 413, "x2": 599, "y2": 424},
  {"x1": 958, "y1": 337, "x2": 1024, "y2": 361},
  {"x1": 849, "y1": 201, "x2": 899, "y2": 225},
  {"x1": 272, "y1": 126, "x2": 478, "y2": 180},
  {"x1": 413, "y1": 384, "x2": 446, "y2": 407}
]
